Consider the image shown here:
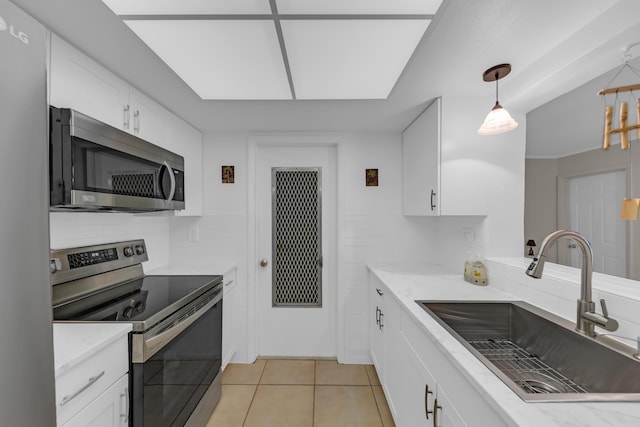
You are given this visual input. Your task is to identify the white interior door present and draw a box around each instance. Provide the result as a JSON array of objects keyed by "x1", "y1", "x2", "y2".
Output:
[
  {"x1": 567, "y1": 170, "x2": 627, "y2": 277},
  {"x1": 256, "y1": 145, "x2": 336, "y2": 357}
]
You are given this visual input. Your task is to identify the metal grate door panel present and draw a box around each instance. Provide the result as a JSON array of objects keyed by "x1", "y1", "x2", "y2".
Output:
[{"x1": 272, "y1": 168, "x2": 322, "y2": 307}]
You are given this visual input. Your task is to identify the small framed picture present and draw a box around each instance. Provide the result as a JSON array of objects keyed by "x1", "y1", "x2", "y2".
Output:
[
  {"x1": 366, "y1": 168, "x2": 378, "y2": 186},
  {"x1": 222, "y1": 165, "x2": 235, "y2": 184}
]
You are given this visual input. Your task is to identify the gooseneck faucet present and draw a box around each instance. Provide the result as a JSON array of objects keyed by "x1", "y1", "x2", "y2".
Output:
[{"x1": 525, "y1": 230, "x2": 618, "y2": 337}]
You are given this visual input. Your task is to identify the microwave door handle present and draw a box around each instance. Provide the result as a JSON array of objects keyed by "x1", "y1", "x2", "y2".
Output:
[{"x1": 163, "y1": 161, "x2": 176, "y2": 202}]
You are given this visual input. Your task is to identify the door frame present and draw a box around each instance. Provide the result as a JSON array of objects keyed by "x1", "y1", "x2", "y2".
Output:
[
  {"x1": 557, "y1": 166, "x2": 630, "y2": 277},
  {"x1": 248, "y1": 135, "x2": 341, "y2": 361}
]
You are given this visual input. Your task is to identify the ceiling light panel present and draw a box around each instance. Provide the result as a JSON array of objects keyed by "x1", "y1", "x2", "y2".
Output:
[
  {"x1": 275, "y1": 0, "x2": 441, "y2": 15},
  {"x1": 282, "y1": 19, "x2": 430, "y2": 100},
  {"x1": 124, "y1": 20, "x2": 291, "y2": 99},
  {"x1": 102, "y1": 0, "x2": 271, "y2": 15}
]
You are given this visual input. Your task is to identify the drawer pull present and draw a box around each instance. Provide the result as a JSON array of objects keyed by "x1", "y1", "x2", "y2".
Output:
[
  {"x1": 224, "y1": 279, "x2": 234, "y2": 287},
  {"x1": 60, "y1": 371, "x2": 105, "y2": 407},
  {"x1": 376, "y1": 288, "x2": 383, "y2": 296}
]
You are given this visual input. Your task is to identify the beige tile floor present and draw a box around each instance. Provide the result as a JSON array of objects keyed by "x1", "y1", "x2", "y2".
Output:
[{"x1": 206, "y1": 359, "x2": 395, "y2": 427}]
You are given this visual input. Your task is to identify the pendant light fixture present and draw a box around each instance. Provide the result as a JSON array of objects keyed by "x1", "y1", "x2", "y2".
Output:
[{"x1": 477, "y1": 63, "x2": 519, "y2": 135}]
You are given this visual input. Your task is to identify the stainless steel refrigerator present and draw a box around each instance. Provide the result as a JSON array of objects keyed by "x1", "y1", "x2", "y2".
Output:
[{"x1": 0, "y1": 0, "x2": 56, "y2": 425}]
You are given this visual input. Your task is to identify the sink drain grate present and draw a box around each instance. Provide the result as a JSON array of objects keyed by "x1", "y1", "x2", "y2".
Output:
[{"x1": 468, "y1": 338, "x2": 589, "y2": 394}]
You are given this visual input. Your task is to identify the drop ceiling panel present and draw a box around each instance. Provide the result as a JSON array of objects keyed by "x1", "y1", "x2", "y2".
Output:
[
  {"x1": 102, "y1": 0, "x2": 271, "y2": 15},
  {"x1": 276, "y1": 0, "x2": 441, "y2": 15},
  {"x1": 124, "y1": 20, "x2": 291, "y2": 99},
  {"x1": 282, "y1": 20, "x2": 430, "y2": 99}
]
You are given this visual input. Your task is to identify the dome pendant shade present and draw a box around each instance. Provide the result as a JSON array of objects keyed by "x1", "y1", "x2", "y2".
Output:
[
  {"x1": 477, "y1": 101, "x2": 519, "y2": 135},
  {"x1": 477, "y1": 63, "x2": 518, "y2": 136}
]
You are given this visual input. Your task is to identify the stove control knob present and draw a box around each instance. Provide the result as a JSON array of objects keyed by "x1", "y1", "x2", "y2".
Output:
[
  {"x1": 123, "y1": 246, "x2": 134, "y2": 257},
  {"x1": 135, "y1": 245, "x2": 145, "y2": 255},
  {"x1": 122, "y1": 306, "x2": 135, "y2": 319},
  {"x1": 134, "y1": 301, "x2": 146, "y2": 313}
]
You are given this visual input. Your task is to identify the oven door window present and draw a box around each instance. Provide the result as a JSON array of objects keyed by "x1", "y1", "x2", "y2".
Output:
[{"x1": 132, "y1": 300, "x2": 222, "y2": 427}]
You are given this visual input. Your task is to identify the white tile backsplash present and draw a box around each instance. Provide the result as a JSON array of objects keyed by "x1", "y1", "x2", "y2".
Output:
[{"x1": 49, "y1": 212, "x2": 170, "y2": 271}]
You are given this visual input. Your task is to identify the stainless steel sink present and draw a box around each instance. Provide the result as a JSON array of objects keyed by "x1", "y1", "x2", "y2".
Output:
[{"x1": 416, "y1": 300, "x2": 640, "y2": 402}]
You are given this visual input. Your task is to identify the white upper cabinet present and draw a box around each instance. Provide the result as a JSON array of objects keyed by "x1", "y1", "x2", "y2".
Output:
[
  {"x1": 129, "y1": 87, "x2": 168, "y2": 148},
  {"x1": 402, "y1": 97, "x2": 440, "y2": 216},
  {"x1": 49, "y1": 34, "x2": 203, "y2": 216},
  {"x1": 402, "y1": 96, "x2": 488, "y2": 216},
  {"x1": 50, "y1": 34, "x2": 130, "y2": 131}
]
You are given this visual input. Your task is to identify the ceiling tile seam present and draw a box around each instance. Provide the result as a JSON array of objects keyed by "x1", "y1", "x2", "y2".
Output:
[
  {"x1": 118, "y1": 14, "x2": 435, "y2": 21},
  {"x1": 269, "y1": 0, "x2": 296, "y2": 100}
]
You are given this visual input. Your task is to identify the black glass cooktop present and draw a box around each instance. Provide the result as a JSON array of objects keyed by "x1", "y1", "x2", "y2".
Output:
[{"x1": 53, "y1": 275, "x2": 222, "y2": 330}]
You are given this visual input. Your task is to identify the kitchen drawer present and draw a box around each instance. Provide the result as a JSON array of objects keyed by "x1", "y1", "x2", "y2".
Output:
[
  {"x1": 62, "y1": 374, "x2": 128, "y2": 427},
  {"x1": 56, "y1": 334, "x2": 128, "y2": 426}
]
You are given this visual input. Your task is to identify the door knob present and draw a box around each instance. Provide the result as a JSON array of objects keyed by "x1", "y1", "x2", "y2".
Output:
[{"x1": 260, "y1": 259, "x2": 268, "y2": 267}]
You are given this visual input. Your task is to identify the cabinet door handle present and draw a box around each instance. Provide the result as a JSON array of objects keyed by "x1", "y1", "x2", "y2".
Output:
[
  {"x1": 59, "y1": 371, "x2": 105, "y2": 407},
  {"x1": 430, "y1": 190, "x2": 437, "y2": 211},
  {"x1": 378, "y1": 312, "x2": 384, "y2": 330},
  {"x1": 123, "y1": 104, "x2": 130, "y2": 130},
  {"x1": 133, "y1": 109, "x2": 140, "y2": 134},
  {"x1": 375, "y1": 306, "x2": 380, "y2": 325},
  {"x1": 425, "y1": 383, "x2": 433, "y2": 420},
  {"x1": 434, "y1": 398, "x2": 442, "y2": 427},
  {"x1": 120, "y1": 386, "x2": 129, "y2": 423},
  {"x1": 376, "y1": 288, "x2": 383, "y2": 296}
]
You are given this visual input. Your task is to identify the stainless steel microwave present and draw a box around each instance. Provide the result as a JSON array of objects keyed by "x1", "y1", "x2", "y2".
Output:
[{"x1": 50, "y1": 107, "x2": 185, "y2": 212}]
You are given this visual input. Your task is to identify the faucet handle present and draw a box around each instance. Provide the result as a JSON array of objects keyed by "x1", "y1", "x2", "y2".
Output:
[{"x1": 600, "y1": 299, "x2": 610, "y2": 318}]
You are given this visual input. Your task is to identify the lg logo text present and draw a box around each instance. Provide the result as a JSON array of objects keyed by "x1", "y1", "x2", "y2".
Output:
[{"x1": 0, "y1": 15, "x2": 29, "y2": 44}]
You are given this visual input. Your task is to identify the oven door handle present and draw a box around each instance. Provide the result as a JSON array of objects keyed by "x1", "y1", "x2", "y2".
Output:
[{"x1": 142, "y1": 292, "x2": 221, "y2": 362}]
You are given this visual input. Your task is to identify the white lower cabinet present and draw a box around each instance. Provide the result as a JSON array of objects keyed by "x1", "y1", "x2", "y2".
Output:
[
  {"x1": 369, "y1": 273, "x2": 411, "y2": 421},
  {"x1": 62, "y1": 374, "x2": 128, "y2": 427},
  {"x1": 401, "y1": 333, "x2": 466, "y2": 427},
  {"x1": 222, "y1": 266, "x2": 238, "y2": 369},
  {"x1": 382, "y1": 293, "x2": 403, "y2": 420},
  {"x1": 56, "y1": 334, "x2": 129, "y2": 426},
  {"x1": 369, "y1": 273, "x2": 387, "y2": 377},
  {"x1": 401, "y1": 333, "x2": 437, "y2": 426},
  {"x1": 369, "y1": 272, "x2": 509, "y2": 427}
]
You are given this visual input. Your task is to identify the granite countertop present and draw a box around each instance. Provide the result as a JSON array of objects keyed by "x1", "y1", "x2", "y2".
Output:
[
  {"x1": 53, "y1": 323, "x2": 132, "y2": 378},
  {"x1": 367, "y1": 263, "x2": 640, "y2": 427}
]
